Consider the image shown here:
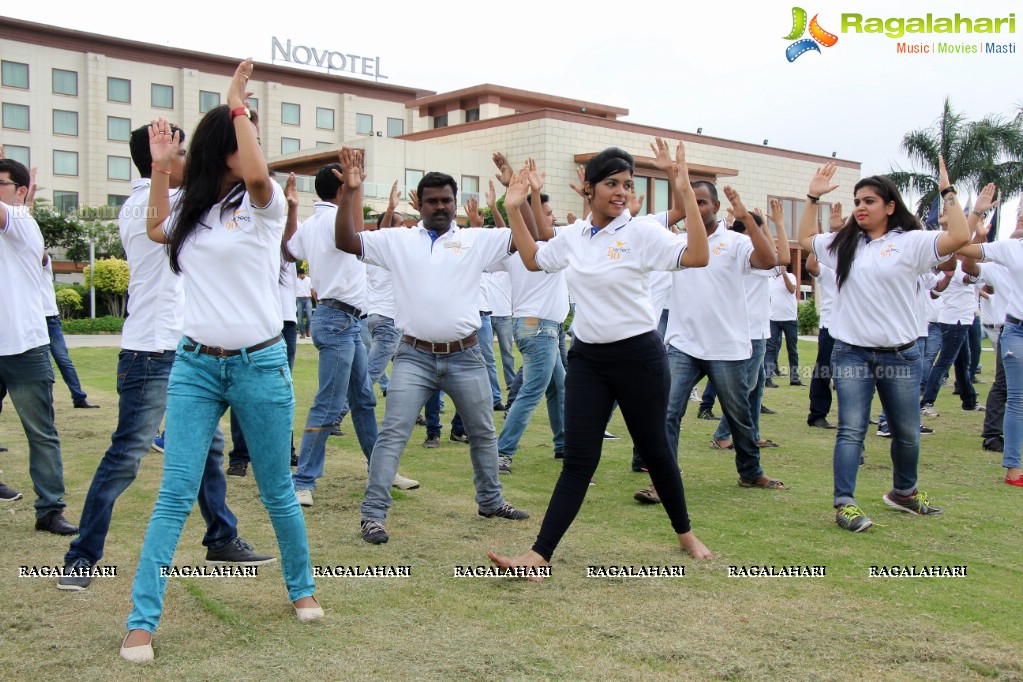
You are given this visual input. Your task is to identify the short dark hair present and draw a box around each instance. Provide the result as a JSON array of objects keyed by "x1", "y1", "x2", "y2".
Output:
[
  {"x1": 584, "y1": 147, "x2": 634, "y2": 187},
  {"x1": 731, "y1": 211, "x2": 763, "y2": 233},
  {"x1": 376, "y1": 211, "x2": 404, "y2": 228},
  {"x1": 417, "y1": 172, "x2": 457, "y2": 203},
  {"x1": 691, "y1": 180, "x2": 718, "y2": 202},
  {"x1": 129, "y1": 124, "x2": 186, "y2": 178},
  {"x1": 526, "y1": 192, "x2": 550, "y2": 206},
  {"x1": 0, "y1": 159, "x2": 30, "y2": 188},
  {"x1": 314, "y1": 163, "x2": 343, "y2": 201},
  {"x1": 296, "y1": 265, "x2": 305, "y2": 275}
]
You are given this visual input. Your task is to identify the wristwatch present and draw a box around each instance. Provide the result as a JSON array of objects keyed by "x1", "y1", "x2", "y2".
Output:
[{"x1": 230, "y1": 106, "x2": 251, "y2": 121}]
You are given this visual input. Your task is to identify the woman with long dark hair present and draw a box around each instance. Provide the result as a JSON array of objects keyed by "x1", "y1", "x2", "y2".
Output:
[
  {"x1": 488, "y1": 142, "x2": 712, "y2": 578},
  {"x1": 120, "y1": 59, "x2": 318, "y2": 664},
  {"x1": 797, "y1": 158, "x2": 970, "y2": 532}
]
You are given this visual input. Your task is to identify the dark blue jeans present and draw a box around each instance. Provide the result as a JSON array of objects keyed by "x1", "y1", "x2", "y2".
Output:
[
  {"x1": 46, "y1": 315, "x2": 87, "y2": 403},
  {"x1": 921, "y1": 322, "x2": 976, "y2": 409},
  {"x1": 766, "y1": 319, "x2": 800, "y2": 382},
  {"x1": 66, "y1": 350, "x2": 237, "y2": 566},
  {"x1": 807, "y1": 327, "x2": 835, "y2": 424}
]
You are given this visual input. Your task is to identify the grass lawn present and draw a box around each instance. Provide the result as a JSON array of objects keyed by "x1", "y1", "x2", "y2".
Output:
[{"x1": 1, "y1": 341, "x2": 1020, "y2": 681}]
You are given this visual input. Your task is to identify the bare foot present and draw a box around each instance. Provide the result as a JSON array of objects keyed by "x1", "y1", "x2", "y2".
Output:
[
  {"x1": 487, "y1": 549, "x2": 549, "y2": 582},
  {"x1": 123, "y1": 629, "x2": 151, "y2": 648},
  {"x1": 678, "y1": 531, "x2": 712, "y2": 560}
]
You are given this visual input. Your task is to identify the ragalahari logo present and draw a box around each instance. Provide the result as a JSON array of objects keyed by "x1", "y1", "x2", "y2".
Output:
[{"x1": 784, "y1": 7, "x2": 839, "y2": 61}]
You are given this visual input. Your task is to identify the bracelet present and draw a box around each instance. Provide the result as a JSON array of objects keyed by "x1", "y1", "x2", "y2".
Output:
[
  {"x1": 151, "y1": 163, "x2": 171, "y2": 175},
  {"x1": 971, "y1": 209, "x2": 987, "y2": 219},
  {"x1": 940, "y1": 186, "x2": 957, "y2": 198},
  {"x1": 807, "y1": 194, "x2": 820, "y2": 204}
]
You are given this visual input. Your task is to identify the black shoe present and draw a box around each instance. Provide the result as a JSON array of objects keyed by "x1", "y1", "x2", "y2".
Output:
[
  {"x1": 554, "y1": 450, "x2": 565, "y2": 460},
  {"x1": 697, "y1": 409, "x2": 717, "y2": 420},
  {"x1": 361, "y1": 519, "x2": 389, "y2": 544},
  {"x1": 73, "y1": 400, "x2": 100, "y2": 409},
  {"x1": 330, "y1": 427, "x2": 345, "y2": 437},
  {"x1": 789, "y1": 379, "x2": 804, "y2": 387},
  {"x1": 450, "y1": 432, "x2": 469, "y2": 443},
  {"x1": 422, "y1": 434, "x2": 440, "y2": 448},
  {"x1": 0, "y1": 443, "x2": 7, "y2": 452},
  {"x1": 808, "y1": 417, "x2": 837, "y2": 429},
  {"x1": 35, "y1": 510, "x2": 78, "y2": 535},
  {"x1": 205, "y1": 538, "x2": 277, "y2": 566},
  {"x1": 226, "y1": 463, "x2": 247, "y2": 477},
  {"x1": 493, "y1": 402, "x2": 506, "y2": 412},
  {"x1": 983, "y1": 436, "x2": 1004, "y2": 453},
  {"x1": 478, "y1": 502, "x2": 529, "y2": 520},
  {"x1": 764, "y1": 379, "x2": 779, "y2": 389},
  {"x1": 57, "y1": 558, "x2": 94, "y2": 591},
  {"x1": 0, "y1": 481, "x2": 23, "y2": 501},
  {"x1": 291, "y1": 452, "x2": 299, "y2": 467},
  {"x1": 760, "y1": 405, "x2": 777, "y2": 415}
]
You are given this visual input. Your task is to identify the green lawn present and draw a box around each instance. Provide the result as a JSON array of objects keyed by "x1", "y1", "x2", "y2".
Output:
[{"x1": 0, "y1": 341, "x2": 1019, "y2": 681}]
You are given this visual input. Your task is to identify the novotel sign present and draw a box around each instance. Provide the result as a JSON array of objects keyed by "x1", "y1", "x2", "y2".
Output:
[{"x1": 271, "y1": 37, "x2": 387, "y2": 80}]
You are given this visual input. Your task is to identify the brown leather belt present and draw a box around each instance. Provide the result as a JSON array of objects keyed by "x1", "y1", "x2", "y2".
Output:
[
  {"x1": 401, "y1": 333, "x2": 478, "y2": 354},
  {"x1": 182, "y1": 335, "x2": 283, "y2": 358}
]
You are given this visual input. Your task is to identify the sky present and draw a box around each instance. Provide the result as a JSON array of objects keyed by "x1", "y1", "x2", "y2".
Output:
[{"x1": 5, "y1": 0, "x2": 1021, "y2": 228}]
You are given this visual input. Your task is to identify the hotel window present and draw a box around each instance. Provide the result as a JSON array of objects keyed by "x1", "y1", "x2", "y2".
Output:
[
  {"x1": 107, "y1": 194, "x2": 129, "y2": 209},
  {"x1": 2, "y1": 61, "x2": 29, "y2": 89},
  {"x1": 387, "y1": 118, "x2": 404, "y2": 137},
  {"x1": 107, "y1": 77, "x2": 131, "y2": 103},
  {"x1": 53, "y1": 110, "x2": 78, "y2": 136},
  {"x1": 108, "y1": 156, "x2": 131, "y2": 181},
  {"x1": 3, "y1": 145, "x2": 29, "y2": 168},
  {"x1": 316, "y1": 141, "x2": 333, "y2": 148},
  {"x1": 632, "y1": 176, "x2": 650, "y2": 215},
  {"x1": 152, "y1": 83, "x2": 174, "y2": 109},
  {"x1": 245, "y1": 97, "x2": 259, "y2": 112},
  {"x1": 52, "y1": 69, "x2": 78, "y2": 96},
  {"x1": 461, "y1": 175, "x2": 479, "y2": 199},
  {"x1": 433, "y1": 114, "x2": 448, "y2": 129},
  {"x1": 2, "y1": 103, "x2": 29, "y2": 130},
  {"x1": 356, "y1": 113, "x2": 373, "y2": 135},
  {"x1": 652, "y1": 178, "x2": 670, "y2": 215},
  {"x1": 53, "y1": 150, "x2": 79, "y2": 176},
  {"x1": 199, "y1": 91, "x2": 220, "y2": 113},
  {"x1": 465, "y1": 107, "x2": 480, "y2": 123},
  {"x1": 316, "y1": 107, "x2": 335, "y2": 130},
  {"x1": 53, "y1": 191, "x2": 78, "y2": 214},
  {"x1": 107, "y1": 116, "x2": 131, "y2": 141},
  {"x1": 281, "y1": 137, "x2": 301, "y2": 154},
  {"x1": 404, "y1": 169, "x2": 424, "y2": 199},
  {"x1": 282, "y1": 102, "x2": 300, "y2": 126}
]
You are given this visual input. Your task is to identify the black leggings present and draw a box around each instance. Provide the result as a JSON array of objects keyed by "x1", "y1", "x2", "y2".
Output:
[{"x1": 532, "y1": 331, "x2": 692, "y2": 561}]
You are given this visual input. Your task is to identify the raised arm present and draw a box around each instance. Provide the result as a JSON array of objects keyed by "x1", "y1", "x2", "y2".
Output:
[
  {"x1": 768, "y1": 199, "x2": 791, "y2": 267},
  {"x1": 464, "y1": 195, "x2": 483, "y2": 227},
  {"x1": 283, "y1": 173, "x2": 299, "y2": 243},
  {"x1": 674, "y1": 141, "x2": 707, "y2": 268},
  {"x1": 227, "y1": 59, "x2": 272, "y2": 208},
  {"x1": 648, "y1": 138, "x2": 686, "y2": 225},
  {"x1": 145, "y1": 117, "x2": 178, "y2": 244},
  {"x1": 332, "y1": 148, "x2": 364, "y2": 256},
  {"x1": 957, "y1": 182, "x2": 998, "y2": 260},
  {"x1": 526, "y1": 158, "x2": 555, "y2": 241},
  {"x1": 484, "y1": 180, "x2": 506, "y2": 228},
  {"x1": 493, "y1": 151, "x2": 539, "y2": 240},
  {"x1": 569, "y1": 164, "x2": 591, "y2": 217},
  {"x1": 381, "y1": 180, "x2": 399, "y2": 229},
  {"x1": 504, "y1": 167, "x2": 542, "y2": 271},
  {"x1": 798, "y1": 162, "x2": 839, "y2": 253},
  {"x1": 935, "y1": 155, "x2": 971, "y2": 256},
  {"x1": 782, "y1": 269, "x2": 797, "y2": 293},
  {"x1": 727, "y1": 186, "x2": 776, "y2": 269}
]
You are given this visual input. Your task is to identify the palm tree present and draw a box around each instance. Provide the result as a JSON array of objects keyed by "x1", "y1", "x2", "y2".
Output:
[{"x1": 888, "y1": 97, "x2": 1023, "y2": 218}]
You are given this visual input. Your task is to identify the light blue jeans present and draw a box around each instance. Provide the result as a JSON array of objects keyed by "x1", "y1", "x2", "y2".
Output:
[
  {"x1": 1000, "y1": 320, "x2": 1023, "y2": 470},
  {"x1": 126, "y1": 338, "x2": 314, "y2": 633},
  {"x1": 366, "y1": 314, "x2": 400, "y2": 393},
  {"x1": 361, "y1": 340, "x2": 506, "y2": 522},
  {"x1": 498, "y1": 318, "x2": 565, "y2": 459},
  {"x1": 478, "y1": 313, "x2": 503, "y2": 404},
  {"x1": 713, "y1": 338, "x2": 766, "y2": 443},
  {"x1": 491, "y1": 315, "x2": 516, "y2": 391}
]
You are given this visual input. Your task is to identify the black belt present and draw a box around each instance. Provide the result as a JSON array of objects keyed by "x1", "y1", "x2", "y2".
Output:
[
  {"x1": 319, "y1": 298, "x2": 362, "y2": 318},
  {"x1": 402, "y1": 332, "x2": 479, "y2": 354},
  {"x1": 861, "y1": 341, "x2": 915, "y2": 353},
  {"x1": 183, "y1": 335, "x2": 283, "y2": 358},
  {"x1": 1007, "y1": 314, "x2": 1022, "y2": 326}
]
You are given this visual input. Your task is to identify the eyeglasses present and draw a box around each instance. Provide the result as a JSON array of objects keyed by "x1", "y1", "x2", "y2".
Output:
[{"x1": 0, "y1": 180, "x2": 19, "y2": 187}]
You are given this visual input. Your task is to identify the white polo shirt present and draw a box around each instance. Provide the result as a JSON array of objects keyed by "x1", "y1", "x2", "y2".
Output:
[
  {"x1": 294, "y1": 275, "x2": 313, "y2": 298},
  {"x1": 813, "y1": 228, "x2": 945, "y2": 347},
  {"x1": 365, "y1": 263, "x2": 395, "y2": 319},
  {"x1": 41, "y1": 257, "x2": 59, "y2": 317},
  {"x1": 495, "y1": 228, "x2": 570, "y2": 323},
  {"x1": 977, "y1": 262, "x2": 1012, "y2": 326},
  {"x1": 487, "y1": 272, "x2": 512, "y2": 317},
  {"x1": 287, "y1": 201, "x2": 366, "y2": 308},
  {"x1": 814, "y1": 263, "x2": 837, "y2": 330},
  {"x1": 171, "y1": 181, "x2": 286, "y2": 349},
  {"x1": 534, "y1": 210, "x2": 687, "y2": 344},
  {"x1": 280, "y1": 261, "x2": 297, "y2": 323},
  {"x1": 769, "y1": 271, "x2": 798, "y2": 322},
  {"x1": 360, "y1": 222, "x2": 512, "y2": 342},
  {"x1": 746, "y1": 267, "x2": 774, "y2": 340},
  {"x1": 981, "y1": 239, "x2": 1023, "y2": 320},
  {"x1": 915, "y1": 271, "x2": 940, "y2": 338},
  {"x1": 120, "y1": 179, "x2": 184, "y2": 352},
  {"x1": 0, "y1": 201, "x2": 48, "y2": 355},
  {"x1": 937, "y1": 261, "x2": 977, "y2": 325},
  {"x1": 665, "y1": 220, "x2": 754, "y2": 360}
]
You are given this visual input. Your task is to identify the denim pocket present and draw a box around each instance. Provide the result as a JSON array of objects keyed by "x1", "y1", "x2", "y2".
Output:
[{"x1": 248, "y1": 344, "x2": 289, "y2": 373}]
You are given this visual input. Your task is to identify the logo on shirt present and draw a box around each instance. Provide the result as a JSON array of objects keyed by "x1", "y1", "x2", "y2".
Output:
[
  {"x1": 712, "y1": 241, "x2": 728, "y2": 256},
  {"x1": 226, "y1": 209, "x2": 253, "y2": 231},
  {"x1": 607, "y1": 241, "x2": 632, "y2": 261},
  {"x1": 879, "y1": 243, "x2": 901, "y2": 258},
  {"x1": 443, "y1": 241, "x2": 469, "y2": 255}
]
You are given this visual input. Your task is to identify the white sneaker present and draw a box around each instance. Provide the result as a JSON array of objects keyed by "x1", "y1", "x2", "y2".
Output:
[
  {"x1": 689, "y1": 387, "x2": 700, "y2": 402},
  {"x1": 920, "y1": 404, "x2": 940, "y2": 418},
  {"x1": 295, "y1": 489, "x2": 313, "y2": 507},
  {"x1": 392, "y1": 473, "x2": 420, "y2": 490}
]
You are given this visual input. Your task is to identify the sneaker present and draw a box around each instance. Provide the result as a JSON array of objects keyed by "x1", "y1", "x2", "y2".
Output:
[
  {"x1": 760, "y1": 405, "x2": 777, "y2": 415},
  {"x1": 920, "y1": 404, "x2": 940, "y2": 418},
  {"x1": 876, "y1": 423, "x2": 891, "y2": 438},
  {"x1": 688, "y1": 387, "x2": 700, "y2": 402},
  {"x1": 151, "y1": 433, "x2": 165, "y2": 453},
  {"x1": 919, "y1": 425, "x2": 934, "y2": 435},
  {"x1": 883, "y1": 489, "x2": 942, "y2": 516},
  {"x1": 603, "y1": 431, "x2": 619, "y2": 440},
  {"x1": 0, "y1": 481, "x2": 22, "y2": 502},
  {"x1": 422, "y1": 434, "x2": 440, "y2": 448},
  {"x1": 697, "y1": 409, "x2": 717, "y2": 420},
  {"x1": 450, "y1": 432, "x2": 469, "y2": 443},
  {"x1": 361, "y1": 519, "x2": 389, "y2": 544},
  {"x1": 493, "y1": 402, "x2": 506, "y2": 412},
  {"x1": 835, "y1": 504, "x2": 873, "y2": 532},
  {"x1": 392, "y1": 473, "x2": 420, "y2": 490},
  {"x1": 963, "y1": 405, "x2": 986, "y2": 412},
  {"x1": 982, "y1": 436, "x2": 1004, "y2": 453},
  {"x1": 498, "y1": 456, "x2": 512, "y2": 474},
  {"x1": 206, "y1": 538, "x2": 277, "y2": 566},
  {"x1": 226, "y1": 463, "x2": 247, "y2": 477},
  {"x1": 764, "y1": 378, "x2": 779, "y2": 389},
  {"x1": 478, "y1": 502, "x2": 529, "y2": 520},
  {"x1": 291, "y1": 453, "x2": 299, "y2": 467},
  {"x1": 0, "y1": 444, "x2": 7, "y2": 452},
  {"x1": 295, "y1": 489, "x2": 313, "y2": 507},
  {"x1": 57, "y1": 558, "x2": 94, "y2": 591}
]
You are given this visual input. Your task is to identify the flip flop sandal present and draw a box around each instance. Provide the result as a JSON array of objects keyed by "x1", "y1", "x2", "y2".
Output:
[
  {"x1": 757, "y1": 440, "x2": 780, "y2": 448},
  {"x1": 710, "y1": 440, "x2": 734, "y2": 451},
  {"x1": 738, "y1": 476, "x2": 790, "y2": 490},
  {"x1": 633, "y1": 487, "x2": 661, "y2": 504}
]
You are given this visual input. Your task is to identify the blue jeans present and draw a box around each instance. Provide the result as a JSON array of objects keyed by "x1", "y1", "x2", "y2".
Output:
[
  {"x1": 807, "y1": 327, "x2": 835, "y2": 423},
  {"x1": 921, "y1": 322, "x2": 976, "y2": 409},
  {"x1": 477, "y1": 313, "x2": 503, "y2": 404},
  {"x1": 832, "y1": 340, "x2": 922, "y2": 507},
  {"x1": 0, "y1": 345, "x2": 65, "y2": 516},
  {"x1": 491, "y1": 315, "x2": 516, "y2": 392},
  {"x1": 126, "y1": 338, "x2": 314, "y2": 633},
  {"x1": 361, "y1": 341, "x2": 505, "y2": 522},
  {"x1": 67, "y1": 350, "x2": 237, "y2": 566},
  {"x1": 1001, "y1": 321, "x2": 1023, "y2": 469},
  {"x1": 877, "y1": 337, "x2": 927, "y2": 428},
  {"x1": 714, "y1": 338, "x2": 766, "y2": 443},
  {"x1": 498, "y1": 318, "x2": 565, "y2": 459},
  {"x1": 293, "y1": 306, "x2": 378, "y2": 491},
  {"x1": 367, "y1": 314, "x2": 400, "y2": 393},
  {"x1": 46, "y1": 315, "x2": 87, "y2": 403},
  {"x1": 665, "y1": 346, "x2": 764, "y2": 481},
  {"x1": 766, "y1": 319, "x2": 800, "y2": 382},
  {"x1": 296, "y1": 298, "x2": 313, "y2": 335}
]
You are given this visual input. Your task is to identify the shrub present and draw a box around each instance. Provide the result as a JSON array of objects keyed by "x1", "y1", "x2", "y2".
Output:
[
  {"x1": 61, "y1": 316, "x2": 124, "y2": 334},
  {"x1": 55, "y1": 288, "x2": 83, "y2": 320},
  {"x1": 798, "y1": 298, "x2": 819, "y2": 335},
  {"x1": 83, "y1": 258, "x2": 130, "y2": 318}
]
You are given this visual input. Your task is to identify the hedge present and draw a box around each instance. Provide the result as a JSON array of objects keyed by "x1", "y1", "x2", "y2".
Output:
[{"x1": 61, "y1": 316, "x2": 125, "y2": 334}]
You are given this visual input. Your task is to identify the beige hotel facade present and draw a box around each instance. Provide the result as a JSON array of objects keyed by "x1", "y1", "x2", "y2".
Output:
[{"x1": 1, "y1": 16, "x2": 860, "y2": 282}]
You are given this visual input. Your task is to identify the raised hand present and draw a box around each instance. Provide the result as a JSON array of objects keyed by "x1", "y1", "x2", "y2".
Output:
[
  {"x1": 723, "y1": 186, "x2": 749, "y2": 218},
  {"x1": 408, "y1": 188, "x2": 420, "y2": 213},
  {"x1": 148, "y1": 117, "x2": 181, "y2": 169},
  {"x1": 808, "y1": 162, "x2": 839, "y2": 198},
  {"x1": 566, "y1": 212, "x2": 577, "y2": 224},
  {"x1": 674, "y1": 140, "x2": 692, "y2": 187},
  {"x1": 0, "y1": 145, "x2": 4, "y2": 159},
  {"x1": 227, "y1": 58, "x2": 254, "y2": 109},
  {"x1": 937, "y1": 154, "x2": 951, "y2": 192},
  {"x1": 649, "y1": 137, "x2": 675, "y2": 173},
  {"x1": 503, "y1": 166, "x2": 530, "y2": 210},
  {"x1": 333, "y1": 147, "x2": 363, "y2": 189},
  {"x1": 387, "y1": 180, "x2": 400, "y2": 211},
  {"x1": 770, "y1": 198, "x2": 785, "y2": 226},
  {"x1": 484, "y1": 179, "x2": 498, "y2": 210},
  {"x1": 569, "y1": 165, "x2": 587, "y2": 198},
  {"x1": 627, "y1": 191, "x2": 645, "y2": 215},
  {"x1": 526, "y1": 158, "x2": 546, "y2": 192},
  {"x1": 464, "y1": 195, "x2": 483, "y2": 227},
  {"x1": 726, "y1": 207, "x2": 736, "y2": 224},
  {"x1": 828, "y1": 201, "x2": 844, "y2": 230},
  {"x1": 492, "y1": 151, "x2": 513, "y2": 187},
  {"x1": 285, "y1": 172, "x2": 299, "y2": 208},
  {"x1": 974, "y1": 182, "x2": 999, "y2": 215}
]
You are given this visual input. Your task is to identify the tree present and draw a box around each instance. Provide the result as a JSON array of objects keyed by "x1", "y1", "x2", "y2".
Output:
[
  {"x1": 888, "y1": 97, "x2": 1023, "y2": 218},
  {"x1": 83, "y1": 258, "x2": 130, "y2": 318},
  {"x1": 32, "y1": 201, "x2": 85, "y2": 253},
  {"x1": 55, "y1": 287, "x2": 83, "y2": 320},
  {"x1": 65, "y1": 220, "x2": 126, "y2": 262}
]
